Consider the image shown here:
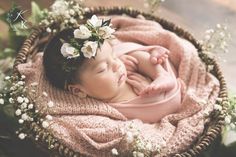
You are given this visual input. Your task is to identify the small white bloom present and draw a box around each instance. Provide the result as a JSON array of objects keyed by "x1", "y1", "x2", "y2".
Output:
[
  {"x1": 216, "y1": 24, "x2": 221, "y2": 28},
  {"x1": 205, "y1": 29, "x2": 214, "y2": 34},
  {"x1": 51, "y1": 0, "x2": 68, "y2": 16},
  {"x1": 204, "y1": 35, "x2": 211, "y2": 40},
  {"x1": 69, "y1": 9, "x2": 75, "y2": 15},
  {"x1": 60, "y1": 43, "x2": 80, "y2": 59},
  {"x1": 24, "y1": 97, "x2": 29, "y2": 103},
  {"x1": 0, "y1": 98, "x2": 4, "y2": 105},
  {"x1": 214, "y1": 104, "x2": 222, "y2": 111},
  {"x1": 21, "y1": 75, "x2": 26, "y2": 79},
  {"x1": 230, "y1": 123, "x2": 235, "y2": 129},
  {"x1": 47, "y1": 101, "x2": 54, "y2": 108},
  {"x1": 111, "y1": 148, "x2": 119, "y2": 155},
  {"x1": 98, "y1": 26, "x2": 115, "y2": 39},
  {"x1": 18, "y1": 119, "x2": 24, "y2": 124},
  {"x1": 21, "y1": 103, "x2": 28, "y2": 109},
  {"x1": 46, "y1": 115, "x2": 53, "y2": 120},
  {"x1": 28, "y1": 104, "x2": 34, "y2": 109},
  {"x1": 46, "y1": 27, "x2": 52, "y2": 33},
  {"x1": 146, "y1": 142, "x2": 152, "y2": 151},
  {"x1": 42, "y1": 92, "x2": 48, "y2": 97},
  {"x1": 17, "y1": 96, "x2": 24, "y2": 103},
  {"x1": 4, "y1": 76, "x2": 10, "y2": 80},
  {"x1": 126, "y1": 131, "x2": 134, "y2": 143},
  {"x1": 225, "y1": 115, "x2": 231, "y2": 124},
  {"x1": 18, "y1": 133, "x2": 26, "y2": 140},
  {"x1": 74, "y1": 25, "x2": 91, "y2": 39},
  {"x1": 87, "y1": 15, "x2": 102, "y2": 27},
  {"x1": 31, "y1": 82, "x2": 38, "y2": 86},
  {"x1": 216, "y1": 98, "x2": 223, "y2": 102},
  {"x1": 9, "y1": 98, "x2": 14, "y2": 103},
  {"x1": 42, "y1": 121, "x2": 49, "y2": 128},
  {"x1": 17, "y1": 81, "x2": 24, "y2": 86},
  {"x1": 15, "y1": 109, "x2": 22, "y2": 116},
  {"x1": 81, "y1": 41, "x2": 98, "y2": 59},
  {"x1": 21, "y1": 113, "x2": 28, "y2": 121},
  {"x1": 136, "y1": 152, "x2": 144, "y2": 157}
]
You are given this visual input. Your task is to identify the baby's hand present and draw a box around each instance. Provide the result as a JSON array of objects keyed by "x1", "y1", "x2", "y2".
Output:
[
  {"x1": 119, "y1": 55, "x2": 139, "y2": 74},
  {"x1": 150, "y1": 47, "x2": 169, "y2": 64},
  {"x1": 126, "y1": 72, "x2": 152, "y2": 95}
]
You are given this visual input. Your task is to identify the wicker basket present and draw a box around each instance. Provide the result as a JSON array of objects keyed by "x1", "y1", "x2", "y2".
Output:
[{"x1": 12, "y1": 7, "x2": 228, "y2": 157}]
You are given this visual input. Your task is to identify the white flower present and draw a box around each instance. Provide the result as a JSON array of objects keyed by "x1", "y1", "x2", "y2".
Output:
[
  {"x1": 42, "y1": 121, "x2": 49, "y2": 128},
  {"x1": 111, "y1": 148, "x2": 119, "y2": 155},
  {"x1": 18, "y1": 133, "x2": 26, "y2": 140},
  {"x1": 126, "y1": 131, "x2": 134, "y2": 143},
  {"x1": 87, "y1": 15, "x2": 102, "y2": 27},
  {"x1": 60, "y1": 43, "x2": 80, "y2": 59},
  {"x1": 4, "y1": 76, "x2": 10, "y2": 80},
  {"x1": 146, "y1": 142, "x2": 152, "y2": 151},
  {"x1": 17, "y1": 81, "x2": 24, "y2": 86},
  {"x1": 51, "y1": 0, "x2": 68, "y2": 16},
  {"x1": 133, "y1": 151, "x2": 144, "y2": 157},
  {"x1": 15, "y1": 109, "x2": 22, "y2": 116},
  {"x1": 98, "y1": 26, "x2": 115, "y2": 39},
  {"x1": 214, "y1": 104, "x2": 222, "y2": 111},
  {"x1": 46, "y1": 115, "x2": 53, "y2": 120},
  {"x1": 31, "y1": 82, "x2": 38, "y2": 86},
  {"x1": 74, "y1": 25, "x2": 91, "y2": 39},
  {"x1": 47, "y1": 101, "x2": 54, "y2": 108},
  {"x1": 28, "y1": 104, "x2": 34, "y2": 109},
  {"x1": 9, "y1": 98, "x2": 14, "y2": 103},
  {"x1": 81, "y1": 41, "x2": 98, "y2": 59},
  {"x1": 230, "y1": 123, "x2": 235, "y2": 129},
  {"x1": 225, "y1": 115, "x2": 231, "y2": 124},
  {"x1": 21, "y1": 113, "x2": 28, "y2": 120},
  {"x1": 0, "y1": 98, "x2": 4, "y2": 105},
  {"x1": 42, "y1": 92, "x2": 48, "y2": 97},
  {"x1": 17, "y1": 96, "x2": 24, "y2": 103},
  {"x1": 24, "y1": 97, "x2": 29, "y2": 103},
  {"x1": 21, "y1": 103, "x2": 28, "y2": 109},
  {"x1": 46, "y1": 27, "x2": 52, "y2": 33},
  {"x1": 21, "y1": 75, "x2": 26, "y2": 79},
  {"x1": 18, "y1": 119, "x2": 24, "y2": 124}
]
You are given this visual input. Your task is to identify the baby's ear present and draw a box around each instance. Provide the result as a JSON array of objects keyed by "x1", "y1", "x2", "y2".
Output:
[
  {"x1": 67, "y1": 84, "x2": 81, "y2": 95},
  {"x1": 67, "y1": 84, "x2": 88, "y2": 98}
]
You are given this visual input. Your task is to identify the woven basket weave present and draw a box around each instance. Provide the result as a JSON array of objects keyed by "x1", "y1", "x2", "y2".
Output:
[{"x1": 12, "y1": 7, "x2": 228, "y2": 157}]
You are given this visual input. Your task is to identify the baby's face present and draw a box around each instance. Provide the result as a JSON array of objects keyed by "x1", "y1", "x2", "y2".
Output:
[{"x1": 75, "y1": 40, "x2": 127, "y2": 101}]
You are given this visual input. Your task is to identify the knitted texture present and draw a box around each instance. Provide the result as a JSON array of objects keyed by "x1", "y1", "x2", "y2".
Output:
[{"x1": 17, "y1": 15, "x2": 220, "y2": 157}]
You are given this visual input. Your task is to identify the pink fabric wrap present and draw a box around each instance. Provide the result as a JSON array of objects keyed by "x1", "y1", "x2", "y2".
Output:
[
  {"x1": 17, "y1": 15, "x2": 220, "y2": 157},
  {"x1": 109, "y1": 42, "x2": 183, "y2": 123}
]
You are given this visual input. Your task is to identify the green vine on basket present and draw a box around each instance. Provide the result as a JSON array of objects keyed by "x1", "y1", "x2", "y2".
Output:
[{"x1": 143, "y1": 0, "x2": 165, "y2": 13}]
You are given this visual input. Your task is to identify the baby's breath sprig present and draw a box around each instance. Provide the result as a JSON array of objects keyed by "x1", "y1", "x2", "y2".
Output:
[
  {"x1": 39, "y1": 0, "x2": 85, "y2": 33},
  {"x1": 114, "y1": 121, "x2": 164, "y2": 157},
  {"x1": 0, "y1": 74, "x2": 55, "y2": 142},
  {"x1": 200, "y1": 23, "x2": 231, "y2": 60},
  {"x1": 144, "y1": 0, "x2": 165, "y2": 13}
]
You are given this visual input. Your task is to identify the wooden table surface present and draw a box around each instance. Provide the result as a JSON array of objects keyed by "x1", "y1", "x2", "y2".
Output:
[{"x1": 0, "y1": 0, "x2": 235, "y2": 92}]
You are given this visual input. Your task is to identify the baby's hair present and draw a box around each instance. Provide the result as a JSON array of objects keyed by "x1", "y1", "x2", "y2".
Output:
[{"x1": 43, "y1": 28, "x2": 86, "y2": 90}]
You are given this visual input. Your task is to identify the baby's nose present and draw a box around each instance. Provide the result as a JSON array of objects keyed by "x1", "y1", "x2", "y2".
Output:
[{"x1": 112, "y1": 61, "x2": 120, "y2": 72}]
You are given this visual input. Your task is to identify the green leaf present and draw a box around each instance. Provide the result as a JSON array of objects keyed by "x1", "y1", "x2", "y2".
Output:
[{"x1": 28, "y1": 1, "x2": 46, "y2": 25}]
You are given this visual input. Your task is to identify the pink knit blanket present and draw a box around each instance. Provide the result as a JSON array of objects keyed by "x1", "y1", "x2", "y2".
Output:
[{"x1": 17, "y1": 15, "x2": 220, "y2": 157}]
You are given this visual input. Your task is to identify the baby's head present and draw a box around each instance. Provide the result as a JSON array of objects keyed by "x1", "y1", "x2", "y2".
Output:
[{"x1": 43, "y1": 28, "x2": 127, "y2": 101}]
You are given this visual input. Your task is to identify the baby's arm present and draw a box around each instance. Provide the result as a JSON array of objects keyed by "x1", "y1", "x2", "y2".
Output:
[{"x1": 128, "y1": 50, "x2": 175, "y2": 96}]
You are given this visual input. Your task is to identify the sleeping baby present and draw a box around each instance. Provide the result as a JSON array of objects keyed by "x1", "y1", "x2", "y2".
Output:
[{"x1": 43, "y1": 15, "x2": 183, "y2": 123}]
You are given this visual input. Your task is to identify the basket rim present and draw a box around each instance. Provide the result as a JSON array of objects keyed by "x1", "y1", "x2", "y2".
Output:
[{"x1": 12, "y1": 6, "x2": 228, "y2": 157}]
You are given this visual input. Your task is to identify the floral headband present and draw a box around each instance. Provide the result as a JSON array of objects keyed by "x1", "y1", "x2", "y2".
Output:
[{"x1": 60, "y1": 15, "x2": 115, "y2": 60}]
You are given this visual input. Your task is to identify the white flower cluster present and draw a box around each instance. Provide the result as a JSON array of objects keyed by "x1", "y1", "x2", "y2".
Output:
[
  {"x1": 1, "y1": 74, "x2": 55, "y2": 141},
  {"x1": 61, "y1": 15, "x2": 115, "y2": 59},
  {"x1": 217, "y1": 94, "x2": 236, "y2": 130},
  {"x1": 112, "y1": 121, "x2": 163, "y2": 157},
  {"x1": 144, "y1": 0, "x2": 165, "y2": 13},
  {"x1": 39, "y1": 0, "x2": 85, "y2": 33},
  {"x1": 201, "y1": 23, "x2": 231, "y2": 61}
]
